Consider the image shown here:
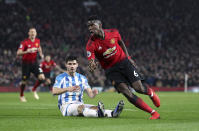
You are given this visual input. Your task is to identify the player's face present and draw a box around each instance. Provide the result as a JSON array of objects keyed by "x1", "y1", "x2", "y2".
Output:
[
  {"x1": 87, "y1": 21, "x2": 100, "y2": 36},
  {"x1": 45, "y1": 56, "x2": 51, "y2": 62},
  {"x1": 28, "y1": 28, "x2": 37, "y2": 39},
  {"x1": 65, "y1": 60, "x2": 78, "y2": 73}
]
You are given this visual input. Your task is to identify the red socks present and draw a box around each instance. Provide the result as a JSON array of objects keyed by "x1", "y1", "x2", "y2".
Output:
[
  {"x1": 134, "y1": 97, "x2": 153, "y2": 114},
  {"x1": 20, "y1": 84, "x2": 25, "y2": 97},
  {"x1": 32, "y1": 80, "x2": 41, "y2": 92}
]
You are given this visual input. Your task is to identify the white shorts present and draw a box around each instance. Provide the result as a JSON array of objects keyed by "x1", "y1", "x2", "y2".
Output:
[{"x1": 59, "y1": 102, "x2": 95, "y2": 116}]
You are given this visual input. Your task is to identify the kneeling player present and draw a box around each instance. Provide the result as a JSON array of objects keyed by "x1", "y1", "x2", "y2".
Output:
[{"x1": 52, "y1": 56, "x2": 124, "y2": 117}]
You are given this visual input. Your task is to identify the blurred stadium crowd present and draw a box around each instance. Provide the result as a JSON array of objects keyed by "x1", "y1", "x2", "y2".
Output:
[{"x1": 0, "y1": 0, "x2": 198, "y2": 88}]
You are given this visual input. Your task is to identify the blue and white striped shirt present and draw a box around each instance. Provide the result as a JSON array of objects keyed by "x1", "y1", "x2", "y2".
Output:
[{"x1": 53, "y1": 72, "x2": 91, "y2": 106}]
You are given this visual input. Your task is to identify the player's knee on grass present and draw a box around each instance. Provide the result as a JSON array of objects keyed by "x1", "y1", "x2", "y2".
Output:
[
  {"x1": 77, "y1": 105, "x2": 85, "y2": 116},
  {"x1": 132, "y1": 80, "x2": 147, "y2": 94},
  {"x1": 38, "y1": 74, "x2": 45, "y2": 81}
]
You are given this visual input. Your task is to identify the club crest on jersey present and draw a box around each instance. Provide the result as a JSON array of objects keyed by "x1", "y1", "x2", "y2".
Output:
[
  {"x1": 35, "y1": 43, "x2": 39, "y2": 47},
  {"x1": 110, "y1": 38, "x2": 115, "y2": 44}
]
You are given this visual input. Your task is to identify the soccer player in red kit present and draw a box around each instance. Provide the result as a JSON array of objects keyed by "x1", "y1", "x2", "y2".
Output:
[
  {"x1": 17, "y1": 27, "x2": 45, "y2": 102},
  {"x1": 86, "y1": 16, "x2": 160, "y2": 119},
  {"x1": 32, "y1": 55, "x2": 65, "y2": 91}
]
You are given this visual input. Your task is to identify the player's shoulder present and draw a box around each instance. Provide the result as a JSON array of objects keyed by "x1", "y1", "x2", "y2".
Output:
[
  {"x1": 21, "y1": 38, "x2": 29, "y2": 44},
  {"x1": 51, "y1": 60, "x2": 55, "y2": 63},
  {"x1": 86, "y1": 37, "x2": 95, "y2": 47},
  {"x1": 104, "y1": 28, "x2": 119, "y2": 33},
  {"x1": 35, "y1": 38, "x2": 40, "y2": 43},
  {"x1": 55, "y1": 73, "x2": 67, "y2": 80},
  {"x1": 76, "y1": 73, "x2": 87, "y2": 80}
]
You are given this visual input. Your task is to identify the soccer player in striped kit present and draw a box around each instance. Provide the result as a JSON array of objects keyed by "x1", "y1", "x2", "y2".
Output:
[{"x1": 52, "y1": 56, "x2": 124, "y2": 117}]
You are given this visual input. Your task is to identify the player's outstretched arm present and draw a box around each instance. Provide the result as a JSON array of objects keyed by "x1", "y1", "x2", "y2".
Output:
[
  {"x1": 118, "y1": 40, "x2": 138, "y2": 68},
  {"x1": 55, "y1": 65, "x2": 66, "y2": 73},
  {"x1": 85, "y1": 88, "x2": 98, "y2": 98},
  {"x1": 52, "y1": 86, "x2": 80, "y2": 95},
  {"x1": 38, "y1": 46, "x2": 44, "y2": 60},
  {"x1": 118, "y1": 39, "x2": 130, "y2": 57}
]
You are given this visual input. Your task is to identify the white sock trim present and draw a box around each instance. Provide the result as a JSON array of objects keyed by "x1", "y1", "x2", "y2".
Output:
[{"x1": 151, "y1": 110, "x2": 155, "y2": 114}]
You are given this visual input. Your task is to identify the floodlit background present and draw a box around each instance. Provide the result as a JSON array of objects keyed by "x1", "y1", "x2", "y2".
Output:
[{"x1": 0, "y1": 0, "x2": 199, "y2": 130}]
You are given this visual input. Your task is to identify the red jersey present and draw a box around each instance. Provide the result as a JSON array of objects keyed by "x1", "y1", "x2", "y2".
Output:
[
  {"x1": 86, "y1": 29, "x2": 127, "y2": 69},
  {"x1": 40, "y1": 60, "x2": 56, "y2": 73},
  {"x1": 18, "y1": 38, "x2": 40, "y2": 63}
]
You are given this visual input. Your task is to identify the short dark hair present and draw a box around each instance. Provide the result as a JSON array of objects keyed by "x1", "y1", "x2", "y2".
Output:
[
  {"x1": 88, "y1": 15, "x2": 100, "y2": 21},
  {"x1": 65, "y1": 56, "x2": 78, "y2": 63},
  {"x1": 29, "y1": 27, "x2": 36, "y2": 30}
]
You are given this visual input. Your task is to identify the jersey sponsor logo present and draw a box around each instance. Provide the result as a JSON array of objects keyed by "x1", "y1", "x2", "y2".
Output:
[
  {"x1": 28, "y1": 44, "x2": 31, "y2": 47},
  {"x1": 103, "y1": 46, "x2": 116, "y2": 56},
  {"x1": 87, "y1": 51, "x2": 91, "y2": 58},
  {"x1": 110, "y1": 38, "x2": 115, "y2": 44}
]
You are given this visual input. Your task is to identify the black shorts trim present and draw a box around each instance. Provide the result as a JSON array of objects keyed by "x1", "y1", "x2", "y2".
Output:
[{"x1": 105, "y1": 58, "x2": 144, "y2": 87}]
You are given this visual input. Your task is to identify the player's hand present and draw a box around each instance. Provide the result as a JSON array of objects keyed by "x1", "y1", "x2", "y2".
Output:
[
  {"x1": 40, "y1": 54, "x2": 44, "y2": 60},
  {"x1": 92, "y1": 88, "x2": 99, "y2": 96},
  {"x1": 89, "y1": 59, "x2": 97, "y2": 72},
  {"x1": 67, "y1": 85, "x2": 80, "y2": 92}
]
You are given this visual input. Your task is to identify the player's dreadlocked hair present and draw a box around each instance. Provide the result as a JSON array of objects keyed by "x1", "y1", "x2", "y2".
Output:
[{"x1": 88, "y1": 15, "x2": 101, "y2": 21}]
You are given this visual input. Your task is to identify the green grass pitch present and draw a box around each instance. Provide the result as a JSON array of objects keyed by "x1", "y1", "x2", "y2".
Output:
[{"x1": 0, "y1": 92, "x2": 199, "y2": 131}]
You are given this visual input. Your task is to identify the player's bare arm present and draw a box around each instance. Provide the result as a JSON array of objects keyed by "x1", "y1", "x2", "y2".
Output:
[
  {"x1": 88, "y1": 59, "x2": 98, "y2": 72},
  {"x1": 55, "y1": 65, "x2": 66, "y2": 72},
  {"x1": 52, "y1": 86, "x2": 80, "y2": 95},
  {"x1": 118, "y1": 40, "x2": 138, "y2": 68},
  {"x1": 85, "y1": 88, "x2": 98, "y2": 98},
  {"x1": 38, "y1": 46, "x2": 44, "y2": 59}
]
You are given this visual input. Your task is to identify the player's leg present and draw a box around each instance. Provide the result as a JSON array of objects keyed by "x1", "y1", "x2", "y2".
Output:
[
  {"x1": 45, "y1": 78, "x2": 52, "y2": 91},
  {"x1": 132, "y1": 80, "x2": 160, "y2": 107},
  {"x1": 19, "y1": 79, "x2": 27, "y2": 102},
  {"x1": 19, "y1": 63, "x2": 30, "y2": 102},
  {"x1": 124, "y1": 59, "x2": 160, "y2": 107},
  {"x1": 116, "y1": 83, "x2": 160, "y2": 119},
  {"x1": 80, "y1": 102, "x2": 105, "y2": 117},
  {"x1": 60, "y1": 103, "x2": 101, "y2": 117},
  {"x1": 32, "y1": 64, "x2": 45, "y2": 99},
  {"x1": 84, "y1": 101, "x2": 124, "y2": 118}
]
